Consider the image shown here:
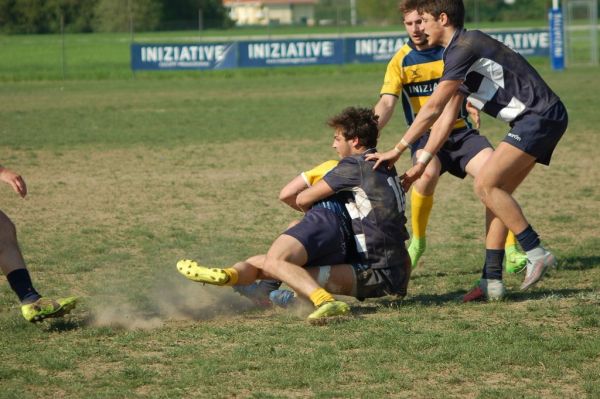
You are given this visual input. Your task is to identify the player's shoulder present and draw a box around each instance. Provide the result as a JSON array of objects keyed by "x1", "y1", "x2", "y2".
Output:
[
  {"x1": 337, "y1": 154, "x2": 361, "y2": 166},
  {"x1": 389, "y1": 42, "x2": 413, "y2": 63},
  {"x1": 452, "y1": 29, "x2": 491, "y2": 50},
  {"x1": 302, "y1": 159, "x2": 339, "y2": 186}
]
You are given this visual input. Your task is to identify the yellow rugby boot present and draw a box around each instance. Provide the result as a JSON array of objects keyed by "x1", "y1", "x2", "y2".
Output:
[
  {"x1": 307, "y1": 300, "x2": 350, "y2": 324},
  {"x1": 176, "y1": 259, "x2": 229, "y2": 285}
]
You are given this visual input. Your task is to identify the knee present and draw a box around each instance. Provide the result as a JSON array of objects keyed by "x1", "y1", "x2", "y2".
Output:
[
  {"x1": 261, "y1": 256, "x2": 279, "y2": 275},
  {"x1": 473, "y1": 176, "x2": 493, "y2": 205}
]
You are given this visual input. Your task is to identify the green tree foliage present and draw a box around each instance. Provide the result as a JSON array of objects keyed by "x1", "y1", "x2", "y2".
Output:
[
  {"x1": 0, "y1": 0, "x2": 96, "y2": 33},
  {"x1": 92, "y1": 0, "x2": 162, "y2": 32},
  {"x1": 159, "y1": 0, "x2": 233, "y2": 29},
  {"x1": 0, "y1": 0, "x2": 232, "y2": 33}
]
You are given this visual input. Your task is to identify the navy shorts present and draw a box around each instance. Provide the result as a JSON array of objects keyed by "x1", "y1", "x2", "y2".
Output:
[
  {"x1": 283, "y1": 208, "x2": 354, "y2": 267},
  {"x1": 504, "y1": 100, "x2": 568, "y2": 165},
  {"x1": 411, "y1": 128, "x2": 492, "y2": 178}
]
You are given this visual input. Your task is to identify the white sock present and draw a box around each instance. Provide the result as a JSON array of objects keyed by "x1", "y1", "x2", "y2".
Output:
[{"x1": 525, "y1": 246, "x2": 546, "y2": 261}]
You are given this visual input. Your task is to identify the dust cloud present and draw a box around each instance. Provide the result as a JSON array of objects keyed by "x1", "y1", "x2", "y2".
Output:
[{"x1": 87, "y1": 274, "x2": 260, "y2": 330}]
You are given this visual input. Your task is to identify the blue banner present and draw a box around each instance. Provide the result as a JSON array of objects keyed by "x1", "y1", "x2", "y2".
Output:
[
  {"x1": 130, "y1": 43, "x2": 237, "y2": 70},
  {"x1": 237, "y1": 39, "x2": 344, "y2": 67},
  {"x1": 548, "y1": 9, "x2": 565, "y2": 70},
  {"x1": 130, "y1": 29, "x2": 550, "y2": 71},
  {"x1": 346, "y1": 35, "x2": 408, "y2": 63}
]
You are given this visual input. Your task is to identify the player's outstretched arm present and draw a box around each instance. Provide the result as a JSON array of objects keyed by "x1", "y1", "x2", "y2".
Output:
[
  {"x1": 296, "y1": 180, "x2": 335, "y2": 212},
  {"x1": 366, "y1": 80, "x2": 462, "y2": 170},
  {"x1": 400, "y1": 93, "x2": 464, "y2": 191},
  {"x1": 374, "y1": 94, "x2": 398, "y2": 131},
  {"x1": 0, "y1": 165, "x2": 27, "y2": 198}
]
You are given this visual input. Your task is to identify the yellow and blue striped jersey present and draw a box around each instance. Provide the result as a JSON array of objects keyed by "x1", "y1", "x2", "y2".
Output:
[
  {"x1": 380, "y1": 42, "x2": 470, "y2": 131},
  {"x1": 301, "y1": 160, "x2": 339, "y2": 187}
]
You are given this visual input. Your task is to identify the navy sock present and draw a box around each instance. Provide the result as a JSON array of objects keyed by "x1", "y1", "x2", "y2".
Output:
[
  {"x1": 6, "y1": 268, "x2": 41, "y2": 304},
  {"x1": 482, "y1": 249, "x2": 505, "y2": 280},
  {"x1": 516, "y1": 225, "x2": 541, "y2": 252}
]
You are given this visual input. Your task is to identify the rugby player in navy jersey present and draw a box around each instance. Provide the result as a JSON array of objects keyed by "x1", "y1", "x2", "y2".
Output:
[
  {"x1": 368, "y1": 0, "x2": 568, "y2": 300},
  {"x1": 374, "y1": 0, "x2": 527, "y2": 275},
  {"x1": 177, "y1": 107, "x2": 411, "y2": 323}
]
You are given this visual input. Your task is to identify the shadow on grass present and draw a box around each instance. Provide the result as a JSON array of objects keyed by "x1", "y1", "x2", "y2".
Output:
[
  {"x1": 507, "y1": 287, "x2": 596, "y2": 302},
  {"x1": 559, "y1": 255, "x2": 600, "y2": 271},
  {"x1": 354, "y1": 287, "x2": 597, "y2": 313},
  {"x1": 410, "y1": 270, "x2": 478, "y2": 279}
]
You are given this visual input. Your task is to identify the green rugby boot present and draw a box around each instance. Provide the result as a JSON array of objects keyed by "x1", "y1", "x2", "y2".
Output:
[
  {"x1": 176, "y1": 259, "x2": 229, "y2": 285},
  {"x1": 21, "y1": 296, "x2": 78, "y2": 323},
  {"x1": 505, "y1": 245, "x2": 527, "y2": 274},
  {"x1": 408, "y1": 238, "x2": 426, "y2": 269},
  {"x1": 307, "y1": 300, "x2": 350, "y2": 324}
]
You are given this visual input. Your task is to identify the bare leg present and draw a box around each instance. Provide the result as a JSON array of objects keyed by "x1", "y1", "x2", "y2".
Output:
[
  {"x1": 413, "y1": 152, "x2": 442, "y2": 196},
  {"x1": 473, "y1": 143, "x2": 537, "y2": 234},
  {"x1": 257, "y1": 235, "x2": 322, "y2": 299},
  {"x1": 484, "y1": 161, "x2": 535, "y2": 249},
  {"x1": 0, "y1": 210, "x2": 27, "y2": 276}
]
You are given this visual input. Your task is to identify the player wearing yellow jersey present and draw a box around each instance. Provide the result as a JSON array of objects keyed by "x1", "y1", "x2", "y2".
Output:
[{"x1": 372, "y1": 0, "x2": 526, "y2": 300}]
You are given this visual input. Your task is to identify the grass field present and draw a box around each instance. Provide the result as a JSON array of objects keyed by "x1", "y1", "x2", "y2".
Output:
[{"x1": 0, "y1": 41, "x2": 599, "y2": 398}]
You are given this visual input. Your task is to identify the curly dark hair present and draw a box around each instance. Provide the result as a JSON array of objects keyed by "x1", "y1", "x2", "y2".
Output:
[{"x1": 327, "y1": 107, "x2": 379, "y2": 149}]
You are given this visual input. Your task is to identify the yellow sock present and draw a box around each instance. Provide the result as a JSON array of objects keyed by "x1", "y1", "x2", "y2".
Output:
[
  {"x1": 309, "y1": 288, "x2": 335, "y2": 307},
  {"x1": 411, "y1": 188, "x2": 434, "y2": 239},
  {"x1": 223, "y1": 268, "x2": 239, "y2": 286},
  {"x1": 505, "y1": 230, "x2": 517, "y2": 249}
]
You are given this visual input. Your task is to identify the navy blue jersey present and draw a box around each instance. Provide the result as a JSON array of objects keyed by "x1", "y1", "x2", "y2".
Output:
[
  {"x1": 323, "y1": 149, "x2": 409, "y2": 269},
  {"x1": 441, "y1": 29, "x2": 560, "y2": 123}
]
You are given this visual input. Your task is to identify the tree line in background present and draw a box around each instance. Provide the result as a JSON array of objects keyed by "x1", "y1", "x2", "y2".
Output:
[
  {"x1": 0, "y1": 0, "x2": 574, "y2": 34},
  {"x1": 349, "y1": 0, "x2": 556, "y2": 25},
  {"x1": 0, "y1": 0, "x2": 232, "y2": 33}
]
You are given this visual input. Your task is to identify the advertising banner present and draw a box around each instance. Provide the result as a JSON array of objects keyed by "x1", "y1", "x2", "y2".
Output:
[
  {"x1": 130, "y1": 29, "x2": 550, "y2": 71},
  {"x1": 346, "y1": 35, "x2": 408, "y2": 63},
  {"x1": 130, "y1": 42, "x2": 237, "y2": 70},
  {"x1": 237, "y1": 39, "x2": 344, "y2": 67},
  {"x1": 548, "y1": 9, "x2": 565, "y2": 70},
  {"x1": 488, "y1": 29, "x2": 550, "y2": 57}
]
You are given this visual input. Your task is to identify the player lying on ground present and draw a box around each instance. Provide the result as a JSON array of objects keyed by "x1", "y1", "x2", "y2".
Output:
[
  {"x1": 0, "y1": 164, "x2": 77, "y2": 322},
  {"x1": 367, "y1": 0, "x2": 567, "y2": 301},
  {"x1": 177, "y1": 107, "x2": 411, "y2": 322},
  {"x1": 373, "y1": 0, "x2": 526, "y2": 274}
]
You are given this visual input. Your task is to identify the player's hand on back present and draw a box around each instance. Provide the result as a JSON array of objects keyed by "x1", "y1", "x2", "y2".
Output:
[
  {"x1": 0, "y1": 167, "x2": 27, "y2": 198},
  {"x1": 365, "y1": 149, "x2": 402, "y2": 170}
]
